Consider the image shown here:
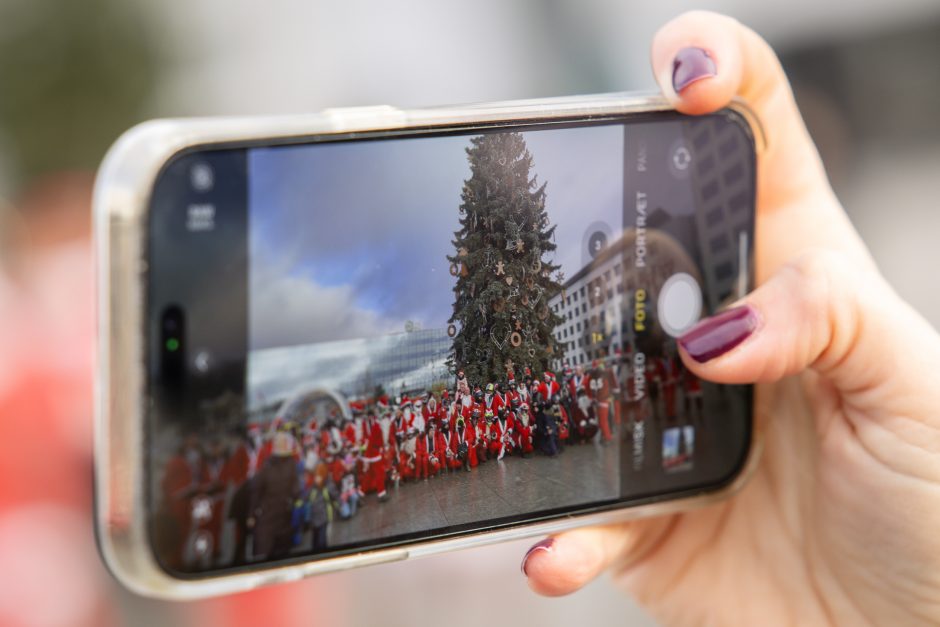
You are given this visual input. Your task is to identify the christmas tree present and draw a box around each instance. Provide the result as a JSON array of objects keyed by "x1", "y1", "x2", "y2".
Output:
[{"x1": 447, "y1": 132, "x2": 566, "y2": 385}]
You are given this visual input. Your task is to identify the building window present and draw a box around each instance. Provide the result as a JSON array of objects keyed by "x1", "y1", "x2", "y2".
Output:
[
  {"x1": 576, "y1": 322, "x2": 581, "y2": 332},
  {"x1": 580, "y1": 286, "x2": 586, "y2": 298},
  {"x1": 582, "y1": 303, "x2": 587, "y2": 314}
]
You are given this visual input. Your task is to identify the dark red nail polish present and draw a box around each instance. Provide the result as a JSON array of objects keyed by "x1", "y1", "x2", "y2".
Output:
[
  {"x1": 521, "y1": 538, "x2": 554, "y2": 576},
  {"x1": 672, "y1": 47, "x2": 717, "y2": 93},
  {"x1": 678, "y1": 305, "x2": 758, "y2": 363}
]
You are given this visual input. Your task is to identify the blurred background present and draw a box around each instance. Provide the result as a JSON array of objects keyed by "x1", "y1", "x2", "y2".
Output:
[{"x1": 1, "y1": 1, "x2": 939, "y2": 625}]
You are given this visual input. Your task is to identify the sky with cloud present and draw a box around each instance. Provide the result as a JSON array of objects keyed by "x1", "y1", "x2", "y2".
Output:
[{"x1": 247, "y1": 123, "x2": 625, "y2": 352}]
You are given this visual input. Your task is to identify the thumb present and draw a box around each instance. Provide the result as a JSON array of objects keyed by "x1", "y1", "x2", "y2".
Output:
[
  {"x1": 650, "y1": 10, "x2": 825, "y2": 209},
  {"x1": 650, "y1": 11, "x2": 875, "y2": 276},
  {"x1": 677, "y1": 248, "x2": 935, "y2": 401}
]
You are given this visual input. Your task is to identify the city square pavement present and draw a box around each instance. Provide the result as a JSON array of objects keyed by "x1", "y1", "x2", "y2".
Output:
[{"x1": 318, "y1": 438, "x2": 622, "y2": 550}]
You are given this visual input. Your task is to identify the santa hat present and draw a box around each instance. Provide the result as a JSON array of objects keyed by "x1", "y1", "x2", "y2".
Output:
[
  {"x1": 414, "y1": 398, "x2": 423, "y2": 407},
  {"x1": 247, "y1": 422, "x2": 262, "y2": 435},
  {"x1": 441, "y1": 390, "x2": 450, "y2": 400},
  {"x1": 544, "y1": 371, "x2": 555, "y2": 380}
]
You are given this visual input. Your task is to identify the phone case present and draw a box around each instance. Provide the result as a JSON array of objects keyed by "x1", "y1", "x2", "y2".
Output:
[{"x1": 94, "y1": 91, "x2": 766, "y2": 599}]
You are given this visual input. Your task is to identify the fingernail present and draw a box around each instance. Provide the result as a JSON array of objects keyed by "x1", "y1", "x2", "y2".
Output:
[
  {"x1": 672, "y1": 47, "x2": 717, "y2": 93},
  {"x1": 521, "y1": 538, "x2": 554, "y2": 576},
  {"x1": 678, "y1": 305, "x2": 759, "y2": 363}
]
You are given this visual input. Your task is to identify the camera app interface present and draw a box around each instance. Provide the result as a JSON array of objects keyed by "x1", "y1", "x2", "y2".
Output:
[{"x1": 147, "y1": 112, "x2": 754, "y2": 574}]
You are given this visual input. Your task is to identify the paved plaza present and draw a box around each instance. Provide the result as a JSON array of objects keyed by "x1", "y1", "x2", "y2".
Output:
[{"x1": 317, "y1": 439, "x2": 622, "y2": 551}]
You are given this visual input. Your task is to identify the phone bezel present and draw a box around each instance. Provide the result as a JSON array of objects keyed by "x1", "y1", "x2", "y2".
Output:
[{"x1": 95, "y1": 92, "x2": 766, "y2": 599}]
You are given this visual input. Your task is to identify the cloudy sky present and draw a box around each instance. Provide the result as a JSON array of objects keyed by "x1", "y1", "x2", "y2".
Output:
[{"x1": 247, "y1": 122, "x2": 624, "y2": 351}]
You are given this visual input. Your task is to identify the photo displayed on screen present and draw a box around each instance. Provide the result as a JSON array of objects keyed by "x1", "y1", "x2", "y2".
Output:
[{"x1": 148, "y1": 114, "x2": 755, "y2": 574}]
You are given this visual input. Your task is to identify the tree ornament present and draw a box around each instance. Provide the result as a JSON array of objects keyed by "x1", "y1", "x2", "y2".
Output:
[
  {"x1": 525, "y1": 276, "x2": 535, "y2": 290},
  {"x1": 492, "y1": 298, "x2": 506, "y2": 313},
  {"x1": 514, "y1": 320, "x2": 523, "y2": 331},
  {"x1": 458, "y1": 247, "x2": 469, "y2": 257},
  {"x1": 515, "y1": 239, "x2": 525, "y2": 253},
  {"x1": 511, "y1": 332, "x2": 523, "y2": 347},
  {"x1": 491, "y1": 325, "x2": 510, "y2": 350},
  {"x1": 531, "y1": 258, "x2": 542, "y2": 274},
  {"x1": 505, "y1": 275, "x2": 513, "y2": 286},
  {"x1": 447, "y1": 324, "x2": 457, "y2": 337},
  {"x1": 495, "y1": 261, "x2": 505, "y2": 276},
  {"x1": 538, "y1": 305, "x2": 549, "y2": 321},
  {"x1": 521, "y1": 293, "x2": 530, "y2": 307},
  {"x1": 528, "y1": 347, "x2": 536, "y2": 358},
  {"x1": 449, "y1": 262, "x2": 460, "y2": 276}
]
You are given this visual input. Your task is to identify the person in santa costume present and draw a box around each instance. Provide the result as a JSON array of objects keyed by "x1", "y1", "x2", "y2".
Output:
[
  {"x1": 494, "y1": 406, "x2": 515, "y2": 460},
  {"x1": 160, "y1": 434, "x2": 209, "y2": 570},
  {"x1": 510, "y1": 397, "x2": 534, "y2": 457},
  {"x1": 454, "y1": 370, "x2": 471, "y2": 406},
  {"x1": 469, "y1": 408, "x2": 488, "y2": 464},
  {"x1": 483, "y1": 409, "x2": 501, "y2": 459},
  {"x1": 568, "y1": 365, "x2": 588, "y2": 402},
  {"x1": 482, "y1": 382, "x2": 505, "y2": 415},
  {"x1": 538, "y1": 371, "x2": 562, "y2": 404},
  {"x1": 588, "y1": 360, "x2": 615, "y2": 442},
  {"x1": 437, "y1": 425, "x2": 460, "y2": 470},
  {"x1": 415, "y1": 422, "x2": 438, "y2": 480},
  {"x1": 451, "y1": 416, "x2": 476, "y2": 470},
  {"x1": 358, "y1": 413, "x2": 389, "y2": 500},
  {"x1": 397, "y1": 409, "x2": 418, "y2": 482},
  {"x1": 572, "y1": 387, "x2": 599, "y2": 444}
]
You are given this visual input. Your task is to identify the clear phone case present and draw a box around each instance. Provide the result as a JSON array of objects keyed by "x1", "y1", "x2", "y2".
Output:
[{"x1": 94, "y1": 91, "x2": 765, "y2": 599}]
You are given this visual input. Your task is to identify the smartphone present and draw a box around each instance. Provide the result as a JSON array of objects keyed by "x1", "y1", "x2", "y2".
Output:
[{"x1": 94, "y1": 92, "x2": 762, "y2": 599}]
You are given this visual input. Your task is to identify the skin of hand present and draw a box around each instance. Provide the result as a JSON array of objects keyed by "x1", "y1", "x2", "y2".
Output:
[{"x1": 521, "y1": 11, "x2": 940, "y2": 626}]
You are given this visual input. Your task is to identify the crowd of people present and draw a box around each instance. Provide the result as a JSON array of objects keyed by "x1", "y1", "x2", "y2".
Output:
[{"x1": 158, "y1": 353, "x2": 703, "y2": 571}]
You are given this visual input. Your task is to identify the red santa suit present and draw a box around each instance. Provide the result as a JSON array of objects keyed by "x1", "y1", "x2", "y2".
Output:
[
  {"x1": 567, "y1": 372, "x2": 588, "y2": 400},
  {"x1": 482, "y1": 392, "x2": 504, "y2": 415},
  {"x1": 451, "y1": 423, "x2": 477, "y2": 468},
  {"x1": 161, "y1": 451, "x2": 209, "y2": 567},
  {"x1": 359, "y1": 418, "x2": 388, "y2": 497},
  {"x1": 538, "y1": 375, "x2": 561, "y2": 403},
  {"x1": 396, "y1": 413, "x2": 417, "y2": 480},
  {"x1": 414, "y1": 432, "x2": 434, "y2": 479},
  {"x1": 512, "y1": 409, "x2": 534, "y2": 454},
  {"x1": 489, "y1": 414, "x2": 515, "y2": 459}
]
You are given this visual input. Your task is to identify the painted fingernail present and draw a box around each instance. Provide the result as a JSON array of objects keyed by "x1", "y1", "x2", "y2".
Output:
[
  {"x1": 678, "y1": 304, "x2": 759, "y2": 363},
  {"x1": 521, "y1": 538, "x2": 554, "y2": 576},
  {"x1": 672, "y1": 47, "x2": 717, "y2": 93}
]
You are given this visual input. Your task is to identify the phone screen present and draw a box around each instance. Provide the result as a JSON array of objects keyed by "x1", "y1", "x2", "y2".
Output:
[{"x1": 147, "y1": 110, "x2": 755, "y2": 575}]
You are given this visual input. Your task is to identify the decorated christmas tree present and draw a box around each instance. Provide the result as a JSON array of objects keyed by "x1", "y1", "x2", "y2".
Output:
[{"x1": 447, "y1": 132, "x2": 566, "y2": 385}]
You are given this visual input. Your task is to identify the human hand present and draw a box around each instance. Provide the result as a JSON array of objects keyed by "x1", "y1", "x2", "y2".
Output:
[{"x1": 521, "y1": 11, "x2": 940, "y2": 626}]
